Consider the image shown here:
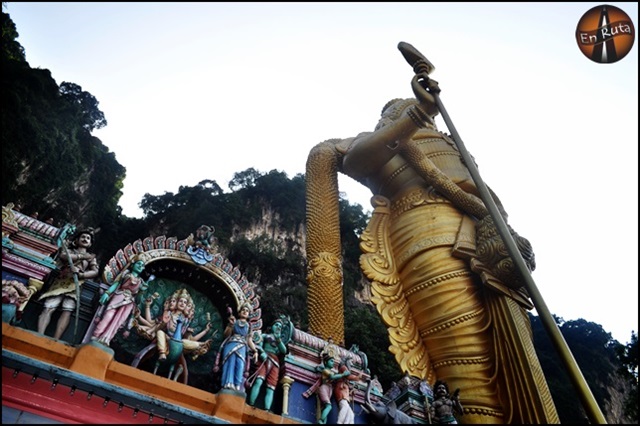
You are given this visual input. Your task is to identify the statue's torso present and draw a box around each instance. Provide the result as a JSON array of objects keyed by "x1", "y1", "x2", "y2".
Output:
[{"x1": 365, "y1": 129, "x2": 478, "y2": 201}]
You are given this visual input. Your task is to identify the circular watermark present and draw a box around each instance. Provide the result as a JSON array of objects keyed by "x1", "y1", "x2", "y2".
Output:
[{"x1": 575, "y1": 4, "x2": 635, "y2": 64}]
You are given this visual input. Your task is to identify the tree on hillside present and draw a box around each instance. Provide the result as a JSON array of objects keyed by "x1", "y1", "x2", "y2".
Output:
[
  {"x1": 531, "y1": 315, "x2": 632, "y2": 423},
  {"x1": 59, "y1": 81, "x2": 107, "y2": 131},
  {"x1": 1, "y1": 3, "x2": 25, "y2": 62},
  {"x1": 615, "y1": 331, "x2": 638, "y2": 422},
  {"x1": 1, "y1": 9, "x2": 124, "y2": 234}
]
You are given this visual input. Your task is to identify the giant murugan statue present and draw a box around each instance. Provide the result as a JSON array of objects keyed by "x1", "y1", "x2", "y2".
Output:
[{"x1": 305, "y1": 43, "x2": 559, "y2": 424}]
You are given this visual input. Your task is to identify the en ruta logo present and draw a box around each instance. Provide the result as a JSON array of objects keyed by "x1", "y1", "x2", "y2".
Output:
[{"x1": 575, "y1": 4, "x2": 635, "y2": 64}]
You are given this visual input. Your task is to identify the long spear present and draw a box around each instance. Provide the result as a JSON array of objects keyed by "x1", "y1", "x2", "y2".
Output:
[
  {"x1": 397, "y1": 41, "x2": 607, "y2": 425},
  {"x1": 61, "y1": 238, "x2": 82, "y2": 343},
  {"x1": 55, "y1": 224, "x2": 82, "y2": 342}
]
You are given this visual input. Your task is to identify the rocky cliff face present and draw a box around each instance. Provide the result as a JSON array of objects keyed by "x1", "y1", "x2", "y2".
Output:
[
  {"x1": 230, "y1": 206, "x2": 306, "y2": 257},
  {"x1": 602, "y1": 373, "x2": 634, "y2": 424},
  {"x1": 353, "y1": 279, "x2": 373, "y2": 305}
]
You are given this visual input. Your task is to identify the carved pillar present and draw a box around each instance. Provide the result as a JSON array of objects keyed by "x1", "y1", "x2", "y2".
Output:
[{"x1": 279, "y1": 375, "x2": 295, "y2": 415}]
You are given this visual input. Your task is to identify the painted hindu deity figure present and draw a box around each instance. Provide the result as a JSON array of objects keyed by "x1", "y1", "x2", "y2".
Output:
[
  {"x1": 214, "y1": 302, "x2": 258, "y2": 391},
  {"x1": 36, "y1": 228, "x2": 99, "y2": 340},
  {"x1": 134, "y1": 288, "x2": 213, "y2": 361},
  {"x1": 92, "y1": 256, "x2": 149, "y2": 346}
]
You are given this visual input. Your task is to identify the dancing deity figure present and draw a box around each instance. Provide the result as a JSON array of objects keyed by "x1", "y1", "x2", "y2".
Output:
[
  {"x1": 305, "y1": 44, "x2": 558, "y2": 423},
  {"x1": 156, "y1": 288, "x2": 212, "y2": 361}
]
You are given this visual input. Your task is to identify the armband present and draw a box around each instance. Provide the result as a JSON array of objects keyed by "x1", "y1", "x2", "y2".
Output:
[{"x1": 406, "y1": 105, "x2": 430, "y2": 129}]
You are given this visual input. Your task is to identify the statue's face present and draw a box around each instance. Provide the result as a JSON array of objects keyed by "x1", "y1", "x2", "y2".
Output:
[
  {"x1": 185, "y1": 302, "x2": 193, "y2": 317},
  {"x1": 376, "y1": 99, "x2": 415, "y2": 131},
  {"x1": 132, "y1": 260, "x2": 145, "y2": 273},
  {"x1": 77, "y1": 233, "x2": 93, "y2": 248},
  {"x1": 272, "y1": 321, "x2": 282, "y2": 336},
  {"x1": 239, "y1": 306, "x2": 250, "y2": 319},
  {"x1": 177, "y1": 297, "x2": 188, "y2": 312},
  {"x1": 167, "y1": 297, "x2": 177, "y2": 311}
]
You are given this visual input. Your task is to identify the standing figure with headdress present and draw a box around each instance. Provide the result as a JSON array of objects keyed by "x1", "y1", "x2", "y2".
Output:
[
  {"x1": 333, "y1": 355, "x2": 359, "y2": 424},
  {"x1": 91, "y1": 255, "x2": 150, "y2": 346},
  {"x1": 36, "y1": 228, "x2": 99, "y2": 340},
  {"x1": 214, "y1": 301, "x2": 258, "y2": 391},
  {"x1": 247, "y1": 316, "x2": 290, "y2": 411},
  {"x1": 430, "y1": 380, "x2": 463, "y2": 424},
  {"x1": 305, "y1": 45, "x2": 558, "y2": 423},
  {"x1": 303, "y1": 349, "x2": 352, "y2": 424}
]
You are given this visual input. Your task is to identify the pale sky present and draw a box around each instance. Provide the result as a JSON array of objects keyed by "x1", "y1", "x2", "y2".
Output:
[{"x1": 5, "y1": 2, "x2": 638, "y2": 344}]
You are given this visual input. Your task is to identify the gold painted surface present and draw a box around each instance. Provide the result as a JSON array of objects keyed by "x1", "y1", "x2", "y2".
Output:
[
  {"x1": 306, "y1": 94, "x2": 559, "y2": 423},
  {"x1": 305, "y1": 141, "x2": 345, "y2": 344}
]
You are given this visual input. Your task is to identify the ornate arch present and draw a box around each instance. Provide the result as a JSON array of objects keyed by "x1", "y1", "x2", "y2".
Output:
[{"x1": 102, "y1": 233, "x2": 262, "y2": 332}]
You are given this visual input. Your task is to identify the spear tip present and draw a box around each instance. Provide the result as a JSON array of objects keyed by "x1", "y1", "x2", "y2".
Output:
[{"x1": 398, "y1": 41, "x2": 435, "y2": 75}]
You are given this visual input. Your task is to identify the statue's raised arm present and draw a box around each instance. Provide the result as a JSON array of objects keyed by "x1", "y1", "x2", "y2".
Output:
[{"x1": 305, "y1": 41, "x2": 567, "y2": 424}]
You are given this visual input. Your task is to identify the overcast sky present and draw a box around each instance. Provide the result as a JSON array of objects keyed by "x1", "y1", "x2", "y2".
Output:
[{"x1": 5, "y1": 2, "x2": 638, "y2": 344}]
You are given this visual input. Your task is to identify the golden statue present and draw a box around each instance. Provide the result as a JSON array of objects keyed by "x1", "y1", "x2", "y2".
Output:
[{"x1": 305, "y1": 43, "x2": 560, "y2": 424}]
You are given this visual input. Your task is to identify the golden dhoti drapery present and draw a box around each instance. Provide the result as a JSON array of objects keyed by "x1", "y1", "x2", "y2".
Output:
[
  {"x1": 362, "y1": 189, "x2": 558, "y2": 424},
  {"x1": 392, "y1": 194, "x2": 502, "y2": 422}
]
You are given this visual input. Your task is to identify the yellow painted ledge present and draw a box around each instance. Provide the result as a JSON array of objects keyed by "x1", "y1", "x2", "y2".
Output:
[
  {"x1": 2, "y1": 322, "x2": 76, "y2": 368},
  {"x1": 2, "y1": 323, "x2": 300, "y2": 424}
]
